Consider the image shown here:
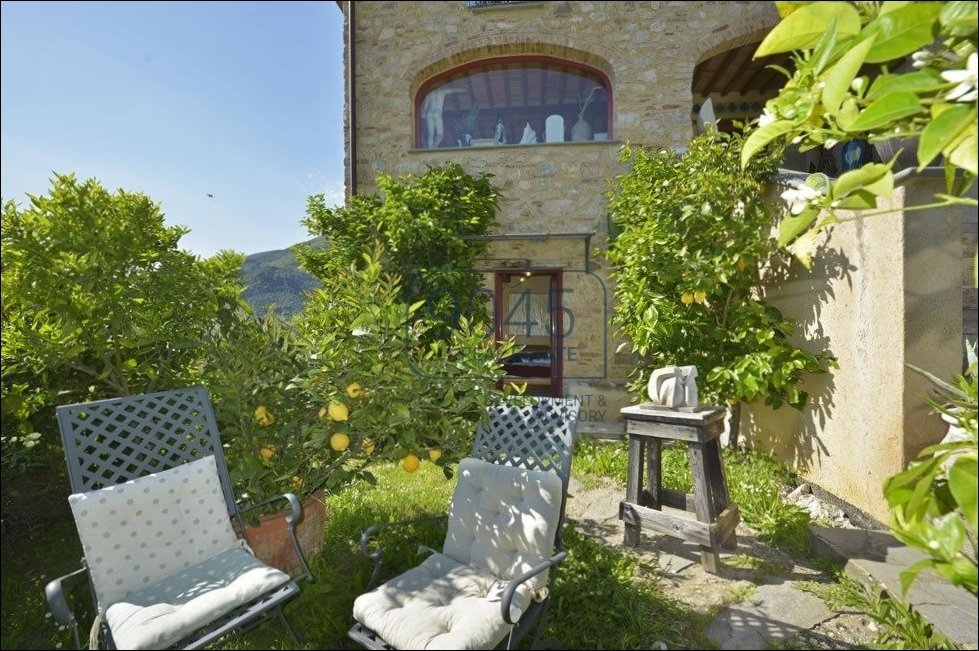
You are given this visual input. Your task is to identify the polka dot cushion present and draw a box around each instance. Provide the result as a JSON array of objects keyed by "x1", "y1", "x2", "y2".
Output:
[{"x1": 69, "y1": 455, "x2": 238, "y2": 611}]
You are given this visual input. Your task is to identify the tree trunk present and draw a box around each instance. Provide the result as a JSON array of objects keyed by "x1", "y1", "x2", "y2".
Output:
[{"x1": 727, "y1": 401, "x2": 742, "y2": 450}]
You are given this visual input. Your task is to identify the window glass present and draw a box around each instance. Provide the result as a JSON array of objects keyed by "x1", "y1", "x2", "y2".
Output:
[{"x1": 417, "y1": 60, "x2": 610, "y2": 149}]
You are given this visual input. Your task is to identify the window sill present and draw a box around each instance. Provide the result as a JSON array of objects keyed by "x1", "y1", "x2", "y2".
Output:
[
  {"x1": 465, "y1": 1, "x2": 547, "y2": 11},
  {"x1": 408, "y1": 140, "x2": 622, "y2": 154}
]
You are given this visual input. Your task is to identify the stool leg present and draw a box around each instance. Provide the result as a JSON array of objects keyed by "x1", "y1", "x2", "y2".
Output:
[
  {"x1": 688, "y1": 442, "x2": 721, "y2": 572},
  {"x1": 705, "y1": 438, "x2": 737, "y2": 550},
  {"x1": 644, "y1": 438, "x2": 662, "y2": 509},
  {"x1": 624, "y1": 435, "x2": 644, "y2": 547}
]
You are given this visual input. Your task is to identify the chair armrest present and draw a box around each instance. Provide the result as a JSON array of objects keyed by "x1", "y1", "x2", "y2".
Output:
[
  {"x1": 240, "y1": 492, "x2": 312, "y2": 582},
  {"x1": 359, "y1": 515, "x2": 448, "y2": 590},
  {"x1": 45, "y1": 566, "x2": 88, "y2": 649},
  {"x1": 500, "y1": 549, "x2": 568, "y2": 625}
]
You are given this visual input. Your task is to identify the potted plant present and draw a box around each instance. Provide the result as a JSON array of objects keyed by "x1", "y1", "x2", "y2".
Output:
[
  {"x1": 202, "y1": 308, "x2": 371, "y2": 573},
  {"x1": 295, "y1": 250, "x2": 519, "y2": 474}
]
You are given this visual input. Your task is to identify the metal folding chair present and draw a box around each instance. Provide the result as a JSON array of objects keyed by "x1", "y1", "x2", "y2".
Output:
[
  {"x1": 349, "y1": 397, "x2": 580, "y2": 650},
  {"x1": 44, "y1": 386, "x2": 312, "y2": 649}
]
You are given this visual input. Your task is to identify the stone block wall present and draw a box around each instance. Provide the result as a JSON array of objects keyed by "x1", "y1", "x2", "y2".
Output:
[{"x1": 342, "y1": 0, "x2": 779, "y2": 432}]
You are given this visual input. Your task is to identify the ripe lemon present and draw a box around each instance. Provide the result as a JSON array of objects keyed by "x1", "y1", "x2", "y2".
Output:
[
  {"x1": 330, "y1": 432, "x2": 350, "y2": 452},
  {"x1": 737, "y1": 258, "x2": 749, "y2": 272},
  {"x1": 346, "y1": 382, "x2": 364, "y2": 399},
  {"x1": 428, "y1": 448, "x2": 442, "y2": 463},
  {"x1": 259, "y1": 446, "x2": 275, "y2": 461},
  {"x1": 290, "y1": 476, "x2": 303, "y2": 490},
  {"x1": 362, "y1": 439, "x2": 376, "y2": 456},
  {"x1": 401, "y1": 454, "x2": 420, "y2": 473},
  {"x1": 680, "y1": 292, "x2": 694, "y2": 305},
  {"x1": 254, "y1": 405, "x2": 274, "y2": 427},
  {"x1": 694, "y1": 290, "x2": 707, "y2": 304},
  {"x1": 328, "y1": 401, "x2": 349, "y2": 421}
]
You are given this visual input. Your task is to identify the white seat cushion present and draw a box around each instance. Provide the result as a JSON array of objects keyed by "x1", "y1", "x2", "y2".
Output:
[
  {"x1": 354, "y1": 459, "x2": 564, "y2": 650},
  {"x1": 443, "y1": 458, "x2": 563, "y2": 592},
  {"x1": 105, "y1": 547, "x2": 291, "y2": 650},
  {"x1": 353, "y1": 552, "x2": 533, "y2": 650},
  {"x1": 68, "y1": 455, "x2": 239, "y2": 610}
]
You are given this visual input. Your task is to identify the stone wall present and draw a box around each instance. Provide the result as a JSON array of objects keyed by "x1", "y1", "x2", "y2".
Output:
[
  {"x1": 343, "y1": 0, "x2": 779, "y2": 432},
  {"x1": 340, "y1": 1, "x2": 967, "y2": 519}
]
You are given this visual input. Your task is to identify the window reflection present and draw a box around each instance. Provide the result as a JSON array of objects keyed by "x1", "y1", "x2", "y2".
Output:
[{"x1": 417, "y1": 60, "x2": 610, "y2": 149}]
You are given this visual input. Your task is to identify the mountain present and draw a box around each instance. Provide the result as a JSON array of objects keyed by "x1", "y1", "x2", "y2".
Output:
[{"x1": 241, "y1": 241, "x2": 321, "y2": 318}]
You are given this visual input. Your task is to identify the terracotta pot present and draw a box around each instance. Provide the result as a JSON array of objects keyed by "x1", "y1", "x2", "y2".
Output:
[{"x1": 244, "y1": 489, "x2": 325, "y2": 574}]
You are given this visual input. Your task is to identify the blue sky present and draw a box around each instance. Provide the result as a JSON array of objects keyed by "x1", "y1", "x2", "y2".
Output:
[{"x1": 1, "y1": 1, "x2": 345, "y2": 257}]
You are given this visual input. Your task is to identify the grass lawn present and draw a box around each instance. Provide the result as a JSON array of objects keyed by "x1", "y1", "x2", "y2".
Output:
[{"x1": 2, "y1": 459, "x2": 712, "y2": 650}]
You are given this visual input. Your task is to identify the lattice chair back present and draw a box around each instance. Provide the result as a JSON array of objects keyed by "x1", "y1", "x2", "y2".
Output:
[
  {"x1": 55, "y1": 385, "x2": 240, "y2": 522},
  {"x1": 471, "y1": 397, "x2": 581, "y2": 544}
]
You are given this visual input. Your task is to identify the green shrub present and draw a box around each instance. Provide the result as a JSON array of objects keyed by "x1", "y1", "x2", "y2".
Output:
[
  {"x1": 885, "y1": 350, "x2": 978, "y2": 596},
  {"x1": 1, "y1": 174, "x2": 244, "y2": 476},
  {"x1": 299, "y1": 163, "x2": 499, "y2": 335},
  {"x1": 607, "y1": 131, "x2": 833, "y2": 411}
]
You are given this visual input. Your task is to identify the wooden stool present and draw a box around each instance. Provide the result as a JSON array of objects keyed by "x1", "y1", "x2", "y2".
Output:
[{"x1": 618, "y1": 404, "x2": 739, "y2": 573}]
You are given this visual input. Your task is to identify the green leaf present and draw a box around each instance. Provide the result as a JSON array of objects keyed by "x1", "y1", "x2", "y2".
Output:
[
  {"x1": 778, "y1": 206, "x2": 819, "y2": 246},
  {"x1": 863, "y1": 3, "x2": 942, "y2": 63},
  {"x1": 948, "y1": 130, "x2": 979, "y2": 176},
  {"x1": 821, "y1": 34, "x2": 876, "y2": 114},
  {"x1": 900, "y1": 558, "x2": 937, "y2": 594},
  {"x1": 940, "y1": 1, "x2": 979, "y2": 31},
  {"x1": 832, "y1": 163, "x2": 893, "y2": 199},
  {"x1": 918, "y1": 105, "x2": 975, "y2": 168},
  {"x1": 755, "y1": 2, "x2": 861, "y2": 57},
  {"x1": 788, "y1": 227, "x2": 821, "y2": 269},
  {"x1": 835, "y1": 189, "x2": 879, "y2": 209},
  {"x1": 880, "y1": 1, "x2": 912, "y2": 14},
  {"x1": 949, "y1": 455, "x2": 978, "y2": 530},
  {"x1": 741, "y1": 120, "x2": 796, "y2": 168},
  {"x1": 844, "y1": 92, "x2": 922, "y2": 131},
  {"x1": 865, "y1": 70, "x2": 945, "y2": 101},
  {"x1": 809, "y1": 18, "x2": 839, "y2": 76}
]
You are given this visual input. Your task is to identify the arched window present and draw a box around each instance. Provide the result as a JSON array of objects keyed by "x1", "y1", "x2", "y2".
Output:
[{"x1": 415, "y1": 56, "x2": 612, "y2": 149}]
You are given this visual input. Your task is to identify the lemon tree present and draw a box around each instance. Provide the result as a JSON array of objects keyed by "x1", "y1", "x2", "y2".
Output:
[
  {"x1": 742, "y1": 1, "x2": 978, "y2": 270},
  {"x1": 297, "y1": 250, "x2": 517, "y2": 474},
  {"x1": 607, "y1": 131, "x2": 833, "y2": 445}
]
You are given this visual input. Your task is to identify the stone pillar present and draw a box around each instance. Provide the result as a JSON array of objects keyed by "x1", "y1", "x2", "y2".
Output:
[{"x1": 742, "y1": 173, "x2": 963, "y2": 522}]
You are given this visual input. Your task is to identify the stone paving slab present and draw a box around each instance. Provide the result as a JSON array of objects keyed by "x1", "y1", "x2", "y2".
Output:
[
  {"x1": 706, "y1": 583, "x2": 833, "y2": 650},
  {"x1": 811, "y1": 525, "x2": 978, "y2": 648},
  {"x1": 566, "y1": 480, "x2": 859, "y2": 649}
]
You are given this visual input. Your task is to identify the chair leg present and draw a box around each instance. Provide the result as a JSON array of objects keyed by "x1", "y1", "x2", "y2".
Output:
[
  {"x1": 530, "y1": 598, "x2": 553, "y2": 649},
  {"x1": 279, "y1": 610, "x2": 301, "y2": 646}
]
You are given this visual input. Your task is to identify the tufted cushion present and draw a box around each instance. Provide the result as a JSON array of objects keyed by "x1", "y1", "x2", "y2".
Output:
[
  {"x1": 443, "y1": 457, "x2": 563, "y2": 594},
  {"x1": 353, "y1": 458, "x2": 564, "y2": 650},
  {"x1": 105, "y1": 547, "x2": 290, "y2": 650},
  {"x1": 69, "y1": 455, "x2": 239, "y2": 611},
  {"x1": 353, "y1": 552, "x2": 534, "y2": 650}
]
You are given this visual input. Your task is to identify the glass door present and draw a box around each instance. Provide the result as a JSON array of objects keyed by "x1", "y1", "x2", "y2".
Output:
[{"x1": 495, "y1": 270, "x2": 563, "y2": 397}]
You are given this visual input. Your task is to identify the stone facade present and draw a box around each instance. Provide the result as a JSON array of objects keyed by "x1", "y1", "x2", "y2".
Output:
[
  {"x1": 339, "y1": 1, "x2": 967, "y2": 520},
  {"x1": 341, "y1": 0, "x2": 779, "y2": 433}
]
